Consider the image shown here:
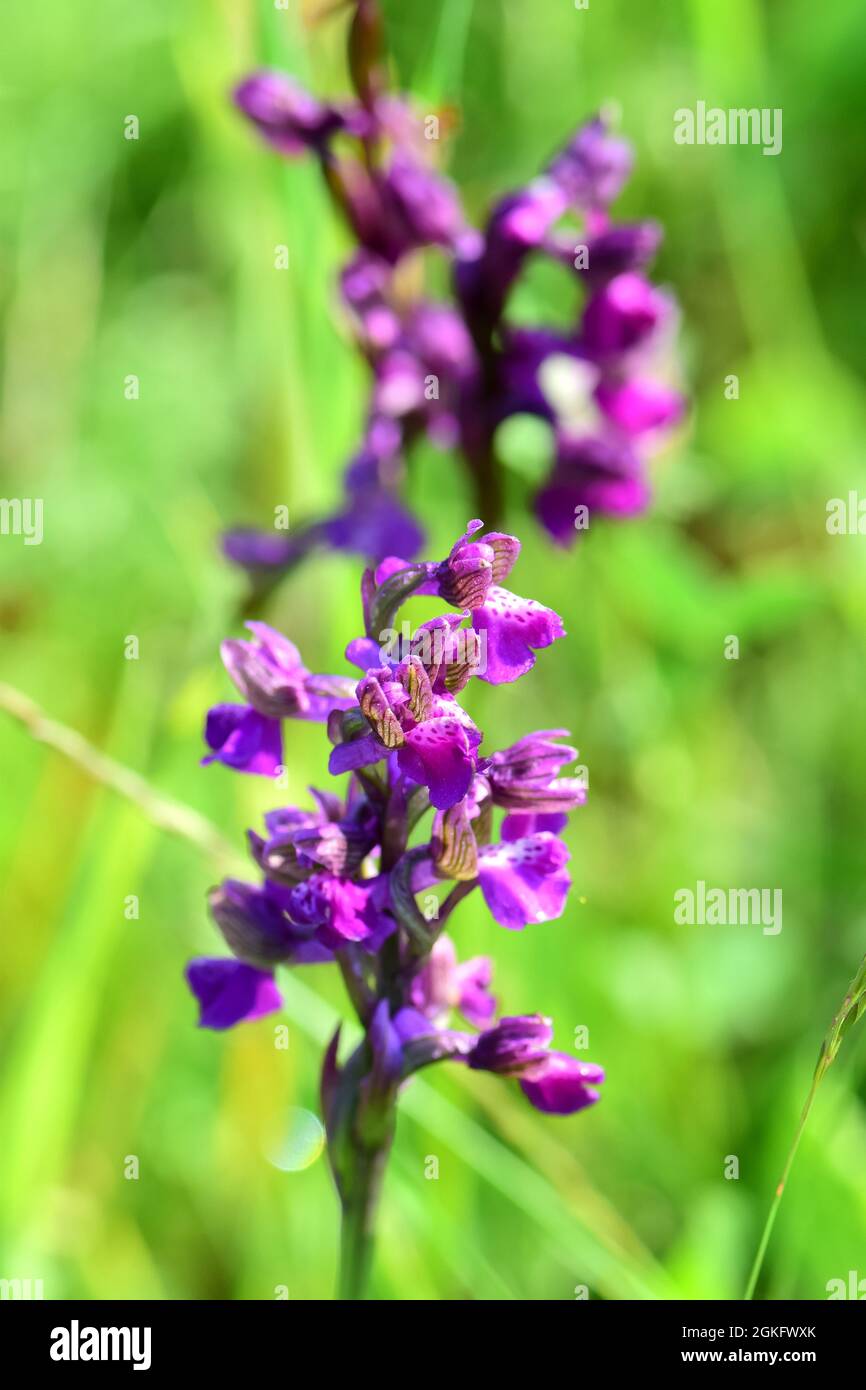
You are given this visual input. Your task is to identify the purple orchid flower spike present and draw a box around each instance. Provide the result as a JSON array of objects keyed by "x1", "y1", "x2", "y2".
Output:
[
  {"x1": 187, "y1": 516, "x2": 600, "y2": 1299},
  {"x1": 189, "y1": 0, "x2": 668, "y2": 1296}
]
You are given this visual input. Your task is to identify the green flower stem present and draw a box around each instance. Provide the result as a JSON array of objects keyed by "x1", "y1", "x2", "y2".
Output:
[{"x1": 337, "y1": 1134, "x2": 392, "y2": 1301}]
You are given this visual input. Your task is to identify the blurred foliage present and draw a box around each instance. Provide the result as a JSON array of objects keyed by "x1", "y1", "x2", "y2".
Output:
[{"x1": 1, "y1": 0, "x2": 865, "y2": 1300}]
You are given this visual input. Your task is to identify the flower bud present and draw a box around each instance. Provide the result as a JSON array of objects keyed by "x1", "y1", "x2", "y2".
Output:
[{"x1": 468, "y1": 1015, "x2": 553, "y2": 1074}]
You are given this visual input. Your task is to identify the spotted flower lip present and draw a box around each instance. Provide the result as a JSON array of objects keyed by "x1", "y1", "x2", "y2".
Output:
[
  {"x1": 331, "y1": 685, "x2": 482, "y2": 812},
  {"x1": 424, "y1": 520, "x2": 566, "y2": 684},
  {"x1": 477, "y1": 832, "x2": 572, "y2": 929}
]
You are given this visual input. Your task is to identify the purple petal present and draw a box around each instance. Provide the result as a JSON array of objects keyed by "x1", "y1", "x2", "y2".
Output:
[
  {"x1": 536, "y1": 469, "x2": 650, "y2": 541},
  {"x1": 547, "y1": 118, "x2": 633, "y2": 211},
  {"x1": 328, "y1": 732, "x2": 388, "y2": 776},
  {"x1": 519, "y1": 1052, "x2": 605, "y2": 1114},
  {"x1": 477, "y1": 833, "x2": 571, "y2": 929},
  {"x1": 368, "y1": 999, "x2": 404, "y2": 1088},
  {"x1": 384, "y1": 151, "x2": 466, "y2": 251},
  {"x1": 502, "y1": 811, "x2": 569, "y2": 841},
  {"x1": 233, "y1": 71, "x2": 345, "y2": 156},
  {"x1": 244, "y1": 621, "x2": 302, "y2": 670},
  {"x1": 345, "y1": 637, "x2": 384, "y2": 672},
  {"x1": 471, "y1": 586, "x2": 565, "y2": 684},
  {"x1": 595, "y1": 379, "x2": 683, "y2": 436},
  {"x1": 582, "y1": 273, "x2": 665, "y2": 358},
  {"x1": 186, "y1": 957, "x2": 282, "y2": 1030},
  {"x1": 208, "y1": 879, "x2": 319, "y2": 965},
  {"x1": 202, "y1": 704, "x2": 283, "y2": 777},
  {"x1": 468, "y1": 1014, "x2": 554, "y2": 1072},
  {"x1": 222, "y1": 528, "x2": 297, "y2": 569},
  {"x1": 398, "y1": 716, "x2": 475, "y2": 810},
  {"x1": 325, "y1": 489, "x2": 425, "y2": 562},
  {"x1": 455, "y1": 955, "x2": 497, "y2": 1029},
  {"x1": 392, "y1": 1006, "x2": 438, "y2": 1043},
  {"x1": 535, "y1": 435, "x2": 649, "y2": 541},
  {"x1": 286, "y1": 874, "x2": 368, "y2": 944}
]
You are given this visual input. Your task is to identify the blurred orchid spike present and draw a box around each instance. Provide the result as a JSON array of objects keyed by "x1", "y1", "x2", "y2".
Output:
[{"x1": 224, "y1": 18, "x2": 685, "y2": 595}]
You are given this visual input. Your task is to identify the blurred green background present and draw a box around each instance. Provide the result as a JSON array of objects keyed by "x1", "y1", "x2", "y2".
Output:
[{"x1": 2, "y1": 0, "x2": 866, "y2": 1300}]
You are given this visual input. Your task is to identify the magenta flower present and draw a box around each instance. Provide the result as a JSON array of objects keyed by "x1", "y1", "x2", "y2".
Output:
[
  {"x1": 208, "y1": 878, "x2": 334, "y2": 966},
  {"x1": 520, "y1": 1053, "x2": 606, "y2": 1115},
  {"x1": 486, "y1": 730, "x2": 587, "y2": 811},
  {"x1": 203, "y1": 623, "x2": 356, "y2": 777},
  {"x1": 221, "y1": 622, "x2": 356, "y2": 721},
  {"x1": 468, "y1": 1014, "x2": 605, "y2": 1116},
  {"x1": 410, "y1": 935, "x2": 496, "y2": 1030},
  {"x1": 233, "y1": 71, "x2": 355, "y2": 156},
  {"x1": 581, "y1": 272, "x2": 668, "y2": 358}
]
